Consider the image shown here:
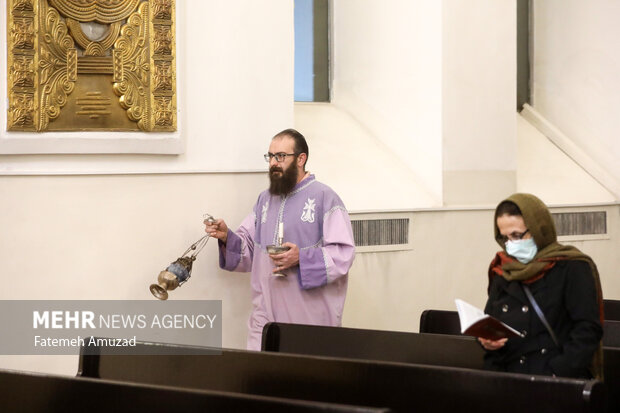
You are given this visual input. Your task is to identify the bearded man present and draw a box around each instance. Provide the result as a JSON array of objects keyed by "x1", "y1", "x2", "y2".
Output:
[{"x1": 205, "y1": 129, "x2": 356, "y2": 350}]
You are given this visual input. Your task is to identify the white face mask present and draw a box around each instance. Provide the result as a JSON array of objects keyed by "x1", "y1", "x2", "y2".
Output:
[{"x1": 505, "y1": 238, "x2": 538, "y2": 264}]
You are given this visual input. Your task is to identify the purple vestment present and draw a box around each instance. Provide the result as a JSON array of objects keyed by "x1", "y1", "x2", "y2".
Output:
[{"x1": 219, "y1": 174, "x2": 355, "y2": 350}]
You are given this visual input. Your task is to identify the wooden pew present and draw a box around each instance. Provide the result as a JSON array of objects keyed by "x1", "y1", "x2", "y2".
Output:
[
  {"x1": 263, "y1": 322, "x2": 617, "y2": 413},
  {"x1": 604, "y1": 299, "x2": 620, "y2": 321},
  {"x1": 1, "y1": 368, "x2": 387, "y2": 413},
  {"x1": 420, "y1": 303, "x2": 620, "y2": 335},
  {"x1": 78, "y1": 338, "x2": 605, "y2": 413},
  {"x1": 603, "y1": 320, "x2": 620, "y2": 347},
  {"x1": 603, "y1": 346, "x2": 620, "y2": 413},
  {"x1": 262, "y1": 322, "x2": 483, "y2": 369},
  {"x1": 418, "y1": 309, "x2": 461, "y2": 335}
]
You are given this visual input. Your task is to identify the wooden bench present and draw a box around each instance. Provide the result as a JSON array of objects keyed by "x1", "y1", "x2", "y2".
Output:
[
  {"x1": 262, "y1": 322, "x2": 483, "y2": 369},
  {"x1": 2, "y1": 368, "x2": 386, "y2": 413},
  {"x1": 604, "y1": 299, "x2": 620, "y2": 321},
  {"x1": 263, "y1": 322, "x2": 617, "y2": 413},
  {"x1": 419, "y1": 309, "x2": 461, "y2": 335},
  {"x1": 603, "y1": 320, "x2": 620, "y2": 347},
  {"x1": 420, "y1": 303, "x2": 620, "y2": 335},
  {"x1": 603, "y1": 346, "x2": 620, "y2": 413},
  {"x1": 78, "y1": 338, "x2": 605, "y2": 413}
]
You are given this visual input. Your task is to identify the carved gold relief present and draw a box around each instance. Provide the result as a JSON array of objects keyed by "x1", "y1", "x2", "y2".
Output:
[
  {"x1": 11, "y1": 18, "x2": 35, "y2": 50},
  {"x1": 150, "y1": 0, "x2": 176, "y2": 131},
  {"x1": 112, "y1": 49, "x2": 123, "y2": 82},
  {"x1": 13, "y1": 0, "x2": 34, "y2": 12},
  {"x1": 113, "y1": 2, "x2": 151, "y2": 130},
  {"x1": 153, "y1": 61, "x2": 172, "y2": 92},
  {"x1": 48, "y1": 0, "x2": 141, "y2": 24},
  {"x1": 38, "y1": 0, "x2": 77, "y2": 130},
  {"x1": 152, "y1": 0, "x2": 171, "y2": 20},
  {"x1": 11, "y1": 56, "x2": 35, "y2": 88},
  {"x1": 76, "y1": 91, "x2": 112, "y2": 119},
  {"x1": 153, "y1": 24, "x2": 171, "y2": 55},
  {"x1": 10, "y1": 93, "x2": 35, "y2": 128},
  {"x1": 66, "y1": 18, "x2": 121, "y2": 56},
  {"x1": 154, "y1": 96, "x2": 172, "y2": 127},
  {"x1": 7, "y1": 0, "x2": 176, "y2": 132}
]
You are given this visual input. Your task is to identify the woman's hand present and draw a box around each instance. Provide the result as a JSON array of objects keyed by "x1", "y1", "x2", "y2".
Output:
[{"x1": 478, "y1": 337, "x2": 508, "y2": 350}]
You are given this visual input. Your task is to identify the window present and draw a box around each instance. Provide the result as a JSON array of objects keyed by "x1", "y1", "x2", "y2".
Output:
[
  {"x1": 516, "y1": 0, "x2": 530, "y2": 110},
  {"x1": 294, "y1": 0, "x2": 329, "y2": 102}
]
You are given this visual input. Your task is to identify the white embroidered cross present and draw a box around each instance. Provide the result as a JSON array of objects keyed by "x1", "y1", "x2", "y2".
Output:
[
  {"x1": 301, "y1": 198, "x2": 316, "y2": 223},
  {"x1": 261, "y1": 201, "x2": 269, "y2": 224}
]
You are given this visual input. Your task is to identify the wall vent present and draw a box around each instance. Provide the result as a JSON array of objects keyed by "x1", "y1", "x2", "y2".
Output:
[
  {"x1": 552, "y1": 211, "x2": 607, "y2": 236},
  {"x1": 351, "y1": 218, "x2": 409, "y2": 247}
]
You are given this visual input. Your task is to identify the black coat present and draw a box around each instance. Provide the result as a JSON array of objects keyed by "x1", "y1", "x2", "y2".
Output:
[{"x1": 483, "y1": 260, "x2": 602, "y2": 378}]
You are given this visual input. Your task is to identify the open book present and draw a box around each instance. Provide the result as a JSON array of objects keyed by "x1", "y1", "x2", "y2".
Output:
[{"x1": 454, "y1": 299, "x2": 524, "y2": 340}]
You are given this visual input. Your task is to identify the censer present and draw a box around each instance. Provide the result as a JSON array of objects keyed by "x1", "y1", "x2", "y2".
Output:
[{"x1": 149, "y1": 214, "x2": 215, "y2": 300}]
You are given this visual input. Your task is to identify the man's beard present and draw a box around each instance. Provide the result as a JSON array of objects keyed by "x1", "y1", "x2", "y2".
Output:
[{"x1": 269, "y1": 161, "x2": 299, "y2": 196}]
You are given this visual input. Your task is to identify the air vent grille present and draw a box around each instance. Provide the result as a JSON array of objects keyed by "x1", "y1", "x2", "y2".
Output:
[
  {"x1": 351, "y1": 218, "x2": 409, "y2": 247},
  {"x1": 552, "y1": 212, "x2": 606, "y2": 236}
]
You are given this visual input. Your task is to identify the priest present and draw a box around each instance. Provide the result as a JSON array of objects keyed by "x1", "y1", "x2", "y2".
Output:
[{"x1": 205, "y1": 129, "x2": 356, "y2": 350}]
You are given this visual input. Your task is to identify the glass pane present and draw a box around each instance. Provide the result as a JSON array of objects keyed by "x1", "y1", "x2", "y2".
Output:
[
  {"x1": 295, "y1": 0, "x2": 314, "y2": 101},
  {"x1": 294, "y1": 0, "x2": 329, "y2": 102}
]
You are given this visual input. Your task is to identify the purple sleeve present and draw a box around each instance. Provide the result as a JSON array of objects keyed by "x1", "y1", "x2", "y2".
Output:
[
  {"x1": 219, "y1": 230, "x2": 242, "y2": 270},
  {"x1": 298, "y1": 208, "x2": 355, "y2": 290},
  {"x1": 218, "y1": 213, "x2": 255, "y2": 272}
]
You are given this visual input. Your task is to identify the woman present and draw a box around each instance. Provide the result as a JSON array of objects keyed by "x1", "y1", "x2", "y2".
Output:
[{"x1": 480, "y1": 193, "x2": 603, "y2": 379}]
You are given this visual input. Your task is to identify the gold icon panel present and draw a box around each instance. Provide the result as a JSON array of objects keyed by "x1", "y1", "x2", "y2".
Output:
[{"x1": 6, "y1": 0, "x2": 176, "y2": 132}]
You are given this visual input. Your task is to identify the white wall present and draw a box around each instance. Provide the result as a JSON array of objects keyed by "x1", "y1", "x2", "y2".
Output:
[
  {"x1": 516, "y1": 113, "x2": 615, "y2": 204},
  {"x1": 345, "y1": 209, "x2": 499, "y2": 332},
  {"x1": 0, "y1": 0, "x2": 293, "y2": 172},
  {"x1": 442, "y1": 0, "x2": 517, "y2": 205},
  {"x1": 329, "y1": 0, "x2": 444, "y2": 207},
  {"x1": 531, "y1": 0, "x2": 620, "y2": 199},
  {"x1": 295, "y1": 103, "x2": 439, "y2": 211}
]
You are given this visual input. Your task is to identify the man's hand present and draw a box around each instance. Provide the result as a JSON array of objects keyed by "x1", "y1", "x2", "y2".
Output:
[
  {"x1": 478, "y1": 337, "x2": 508, "y2": 350},
  {"x1": 205, "y1": 218, "x2": 229, "y2": 244},
  {"x1": 269, "y1": 242, "x2": 299, "y2": 273}
]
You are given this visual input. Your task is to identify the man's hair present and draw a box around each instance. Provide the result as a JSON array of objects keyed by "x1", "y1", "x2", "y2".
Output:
[
  {"x1": 496, "y1": 200, "x2": 522, "y2": 217},
  {"x1": 273, "y1": 128, "x2": 309, "y2": 168}
]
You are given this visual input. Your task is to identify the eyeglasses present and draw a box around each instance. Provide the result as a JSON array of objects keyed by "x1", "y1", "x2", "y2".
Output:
[
  {"x1": 496, "y1": 229, "x2": 530, "y2": 244},
  {"x1": 264, "y1": 152, "x2": 297, "y2": 162}
]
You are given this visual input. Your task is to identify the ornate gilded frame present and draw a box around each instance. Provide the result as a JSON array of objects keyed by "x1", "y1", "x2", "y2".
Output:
[{"x1": 5, "y1": 0, "x2": 176, "y2": 134}]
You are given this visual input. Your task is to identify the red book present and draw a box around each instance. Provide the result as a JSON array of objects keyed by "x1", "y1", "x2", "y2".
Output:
[{"x1": 455, "y1": 299, "x2": 523, "y2": 340}]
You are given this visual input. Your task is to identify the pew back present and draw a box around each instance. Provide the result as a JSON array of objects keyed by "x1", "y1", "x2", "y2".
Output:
[
  {"x1": 2, "y1": 369, "x2": 387, "y2": 413},
  {"x1": 603, "y1": 320, "x2": 620, "y2": 347},
  {"x1": 262, "y1": 322, "x2": 483, "y2": 369},
  {"x1": 604, "y1": 299, "x2": 620, "y2": 321},
  {"x1": 78, "y1": 339, "x2": 605, "y2": 413},
  {"x1": 604, "y1": 346, "x2": 620, "y2": 413},
  {"x1": 262, "y1": 322, "x2": 617, "y2": 413},
  {"x1": 420, "y1": 302, "x2": 620, "y2": 335},
  {"x1": 418, "y1": 309, "x2": 461, "y2": 335}
]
